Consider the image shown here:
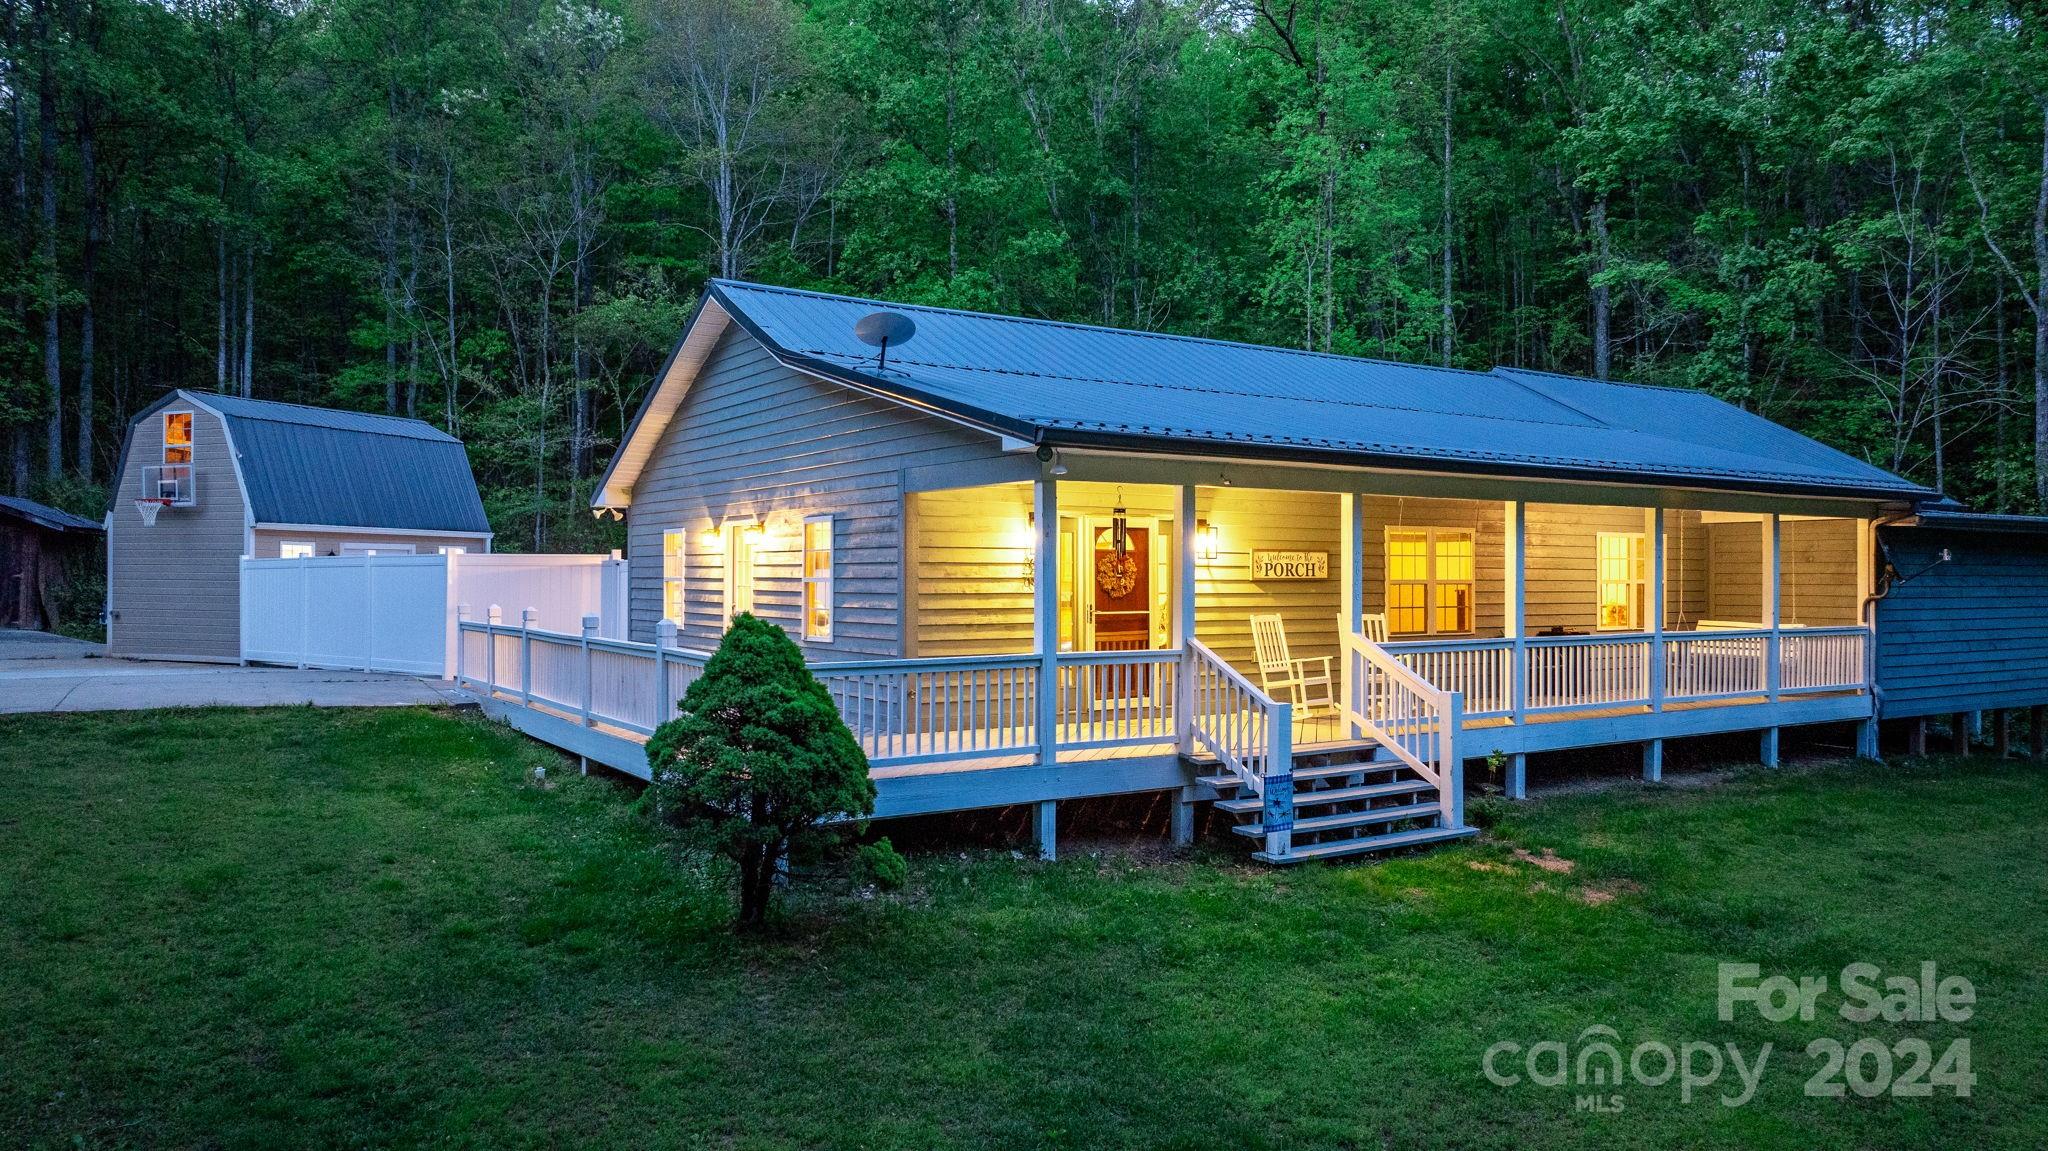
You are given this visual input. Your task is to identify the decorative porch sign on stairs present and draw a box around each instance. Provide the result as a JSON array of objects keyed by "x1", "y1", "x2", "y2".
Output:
[{"x1": 1199, "y1": 740, "x2": 1477, "y2": 864}]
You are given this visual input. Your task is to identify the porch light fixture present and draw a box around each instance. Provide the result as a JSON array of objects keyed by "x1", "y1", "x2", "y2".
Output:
[
  {"x1": 1195, "y1": 520, "x2": 1219, "y2": 561},
  {"x1": 1050, "y1": 449, "x2": 1069, "y2": 476},
  {"x1": 743, "y1": 521, "x2": 766, "y2": 545}
]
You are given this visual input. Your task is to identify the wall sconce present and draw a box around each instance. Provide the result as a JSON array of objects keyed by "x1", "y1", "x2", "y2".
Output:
[
  {"x1": 1195, "y1": 519, "x2": 1219, "y2": 560},
  {"x1": 742, "y1": 521, "x2": 766, "y2": 546},
  {"x1": 1020, "y1": 512, "x2": 1037, "y2": 579}
]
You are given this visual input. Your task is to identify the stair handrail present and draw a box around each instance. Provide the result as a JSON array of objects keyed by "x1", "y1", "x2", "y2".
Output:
[
  {"x1": 1340, "y1": 630, "x2": 1464, "y2": 829},
  {"x1": 1187, "y1": 639, "x2": 1295, "y2": 858}
]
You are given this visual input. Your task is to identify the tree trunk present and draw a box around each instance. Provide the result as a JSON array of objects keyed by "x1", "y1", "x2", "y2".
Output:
[
  {"x1": 1590, "y1": 197, "x2": 1611, "y2": 380},
  {"x1": 75, "y1": 93, "x2": 94, "y2": 477},
  {"x1": 2034, "y1": 105, "x2": 2048, "y2": 510},
  {"x1": 1440, "y1": 48, "x2": 1454, "y2": 368},
  {"x1": 241, "y1": 246, "x2": 253, "y2": 397},
  {"x1": 36, "y1": 0, "x2": 60, "y2": 477},
  {"x1": 9, "y1": 0, "x2": 30, "y2": 494}
]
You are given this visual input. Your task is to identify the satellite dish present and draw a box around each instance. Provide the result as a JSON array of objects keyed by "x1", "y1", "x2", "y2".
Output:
[{"x1": 853, "y1": 310, "x2": 916, "y2": 371}]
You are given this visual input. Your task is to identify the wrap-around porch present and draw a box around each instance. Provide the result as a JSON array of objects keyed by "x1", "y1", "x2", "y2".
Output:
[{"x1": 455, "y1": 470, "x2": 1874, "y2": 863}]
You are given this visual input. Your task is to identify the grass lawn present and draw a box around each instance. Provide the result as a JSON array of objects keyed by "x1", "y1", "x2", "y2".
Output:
[{"x1": 3, "y1": 707, "x2": 2045, "y2": 1149}]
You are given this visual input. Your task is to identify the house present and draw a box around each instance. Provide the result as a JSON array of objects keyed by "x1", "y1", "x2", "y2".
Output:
[
  {"x1": 0, "y1": 495, "x2": 104, "y2": 632},
  {"x1": 459, "y1": 279, "x2": 2033, "y2": 864},
  {"x1": 108, "y1": 391, "x2": 492, "y2": 662}
]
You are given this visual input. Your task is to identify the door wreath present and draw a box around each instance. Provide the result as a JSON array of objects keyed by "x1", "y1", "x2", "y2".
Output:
[{"x1": 1096, "y1": 551, "x2": 1140, "y2": 600}]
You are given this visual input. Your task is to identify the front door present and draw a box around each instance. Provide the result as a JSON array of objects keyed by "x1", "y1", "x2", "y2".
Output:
[{"x1": 1087, "y1": 520, "x2": 1156, "y2": 706}]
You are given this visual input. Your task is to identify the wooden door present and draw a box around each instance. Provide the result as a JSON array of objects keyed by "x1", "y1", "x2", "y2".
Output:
[{"x1": 1090, "y1": 525, "x2": 1152, "y2": 703}]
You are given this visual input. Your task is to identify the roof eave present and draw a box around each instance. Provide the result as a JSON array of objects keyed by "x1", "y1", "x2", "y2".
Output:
[{"x1": 1036, "y1": 427, "x2": 1932, "y2": 505}]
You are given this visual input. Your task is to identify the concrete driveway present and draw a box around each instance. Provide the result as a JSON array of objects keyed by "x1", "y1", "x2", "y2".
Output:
[{"x1": 0, "y1": 631, "x2": 461, "y2": 714}]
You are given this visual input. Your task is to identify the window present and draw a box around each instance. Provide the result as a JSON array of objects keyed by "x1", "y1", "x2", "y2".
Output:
[
  {"x1": 662, "y1": 529, "x2": 687, "y2": 625},
  {"x1": 802, "y1": 515, "x2": 834, "y2": 641},
  {"x1": 162, "y1": 411, "x2": 193, "y2": 465},
  {"x1": 1385, "y1": 528, "x2": 1475, "y2": 635},
  {"x1": 722, "y1": 523, "x2": 756, "y2": 621},
  {"x1": 279, "y1": 541, "x2": 315, "y2": 559},
  {"x1": 437, "y1": 545, "x2": 468, "y2": 556},
  {"x1": 339, "y1": 542, "x2": 416, "y2": 556},
  {"x1": 1596, "y1": 532, "x2": 1648, "y2": 630}
]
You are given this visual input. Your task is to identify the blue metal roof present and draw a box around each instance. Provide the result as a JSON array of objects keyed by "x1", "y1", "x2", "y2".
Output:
[
  {"x1": 705, "y1": 280, "x2": 1929, "y2": 500},
  {"x1": 0, "y1": 494, "x2": 103, "y2": 534},
  {"x1": 197, "y1": 394, "x2": 489, "y2": 532}
]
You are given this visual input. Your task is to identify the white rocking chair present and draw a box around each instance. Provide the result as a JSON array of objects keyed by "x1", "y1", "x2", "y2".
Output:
[
  {"x1": 1359, "y1": 613, "x2": 1389, "y2": 645},
  {"x1": 1250, "y1": 613, "x2": 1336, "y2": 715}
]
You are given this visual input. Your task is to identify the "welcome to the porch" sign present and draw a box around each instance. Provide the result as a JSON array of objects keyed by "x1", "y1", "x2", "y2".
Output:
[{"x1": 1249, "y1": 550, "x2": 1329, "y2": 580}]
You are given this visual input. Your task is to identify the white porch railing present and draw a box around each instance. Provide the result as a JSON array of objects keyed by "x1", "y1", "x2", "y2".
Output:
[
  {"x1": 1340, "y1": 631, "x2": 1462, "y2": 829},
  {"x1": 1779, "y1": 626, "x2": 1869, "y2": 694},
  {"x1": 456, "y1": 608, "x2": 1193, "y2": 769},
  {"x1": 1384, "y1": 625, "x2": 1871, "y2": 714},
  {"x1": 1187, "y1": 639, "x2": 1294, "y2": 856}
]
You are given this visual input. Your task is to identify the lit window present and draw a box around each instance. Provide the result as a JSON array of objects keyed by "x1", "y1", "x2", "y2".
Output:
[
  {"x1": 1385, "y1": 528, "x2": 1475, "y2": 636},
  {"x1": 802, "y1": 515, "x2": 834, "y2": 641},
  {"x1": 280, "y1": 541, "x2": 315, "y2": 559},
  {"x1": 723, "y1": 523, "x2": 756, "y2": 621},
  {"x1": 1596, "y1": 532, "x2": 1647, "y2": 630},
  {"x1": 437, "y1": 545, "x2": 467, "y2": 556},
  {"x1": 662, "y1": 530, "x2": 686, "y2": 624},
  {"x1": 162, "y1": 411, "x2": 193, "y2": 465},
  {"x1": 339, "y1": 543, "x2": 415, "y2": 556}
]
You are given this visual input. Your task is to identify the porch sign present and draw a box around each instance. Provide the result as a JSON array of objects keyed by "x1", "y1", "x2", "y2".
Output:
[{"x1": 1250, "y1": 550, "x2": 1329, "y2": 580}]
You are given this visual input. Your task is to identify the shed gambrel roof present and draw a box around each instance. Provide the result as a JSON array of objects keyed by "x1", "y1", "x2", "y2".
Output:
[
  {"x1": 598, "y1": 279, "x2": 1932, "y2": 506},
  {"x1": 118, "y1": 391, "x2": 491, "y2": 534}
]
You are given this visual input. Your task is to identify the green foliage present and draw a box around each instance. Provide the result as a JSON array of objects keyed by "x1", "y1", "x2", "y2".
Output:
[
  {"x1": 646, "y1": 614, "x2": 873, "y2": 926},
  {"x1": 8, "y1": 0, "x2": 2048, "y2": 513},
  {"x1": 851, "y1": 837, "x2": 907, "y2": 891}
]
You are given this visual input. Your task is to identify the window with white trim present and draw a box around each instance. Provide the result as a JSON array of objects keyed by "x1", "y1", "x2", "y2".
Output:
[
  {"x1": 162, "y1": 411, "x2": 193, "y2": 465},
  {"x1": 1596, "y1": 531, "x2": 1648, "y2": 630},
  {"x1": 662, "y1": 529, "x2": 687, "y2": 624},
  {"x1": 723, "y1": 523, "x2": 756, "y2": 621},
  {"x1": 802, "y1": 514, "x2": 834, "y2": 641},
  {"x1": 437, "y1": 545, "x2": 468, "y2": 556},
  {"x1": 340, "y1": 542, "x2": 416, "y2": 556},
  {"x1": 1385, "y1": 528, "x2": 1475, "y2": 635},
  {"x1": 279, "y1": 541, "x2": 315, "y2": 559}
]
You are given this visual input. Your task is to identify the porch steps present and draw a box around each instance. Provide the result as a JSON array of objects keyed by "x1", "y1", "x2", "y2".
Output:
[
  {"x1": 1196, "y1": 738, "x2": 1477, "y2": 865},
  {"x1": 1213, "y1": 778, "x2": 1433, "y2": 816},
  {"x1": 1253, "y1": 825, "x2": 1479, "y2": 865},
  {"x1": 1229, "y1": 799, "x2": 1443, "y2": 838}
]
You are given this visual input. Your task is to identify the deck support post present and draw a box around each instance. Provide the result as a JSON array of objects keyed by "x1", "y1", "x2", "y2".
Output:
[
  {"x1": 1910, "y1": 717, "x2": 1928, "y2": 757},
  {"x1": 1996, "y1": 710, "x2": 2013, "y2": 759},
  {"x1": 1765, "y1": 514, "x2": 1782, "y2": 704},
  {"x1": 1760, "y1": 726, "x2": 1780, "y2": 768},
  {"x1": 1034, "y1": 477, "x2": 1060, "y2": 768},
  {"x1": 1507, "y1": 501, "x2": 1527, "y2": 726},
  {"x1": 1176, "y1": 484, "x2": 1199, "y2": 755},
  {"x1": 1648, "y1": 507, "x2": 1666, "y2": 711},
  {"x1": 1642, "y1": 738, "x2": 1664, "y2": 782},
  {"x1": 1504, "y1": 752, "x2": 1527, "y2": 800},
  {"x1": 1856, "y1": 717, "x2": 1880, "y2": 761},
  {"x1": 1170, "y1": 784, "x2": 1197, "y2": 846},
  {"x1": 1034, "y1": 799, "x2": 1057, "y2": 861},
  {"x1": 2033, "y1": 705, "x2": 2047, "y2": 760},
  {"x1": 1952, "y1": 711, "x2": 1971, "y2": 754},
  {"x1": 579, "y1": 614, "x2": 600, "y2": 727},
  {"x1": 1970, "y1": 711, "x2": 1985, "y2": 742},
  {"x1": 1340, "y1": 492, "x2": 1366, "y2": 739}
]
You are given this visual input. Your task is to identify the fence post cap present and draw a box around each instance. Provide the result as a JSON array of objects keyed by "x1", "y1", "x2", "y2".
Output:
[
  {"x1": 456, "y1": 603, "x2": 470, "y2": 620},
  {"x1": 581, "y1": 613, "x2": 601, "y2": 633},
  {"x1": 522, "y1": 607, "x2": 539, "y2": 624},
  {"x1": 487, "y1": 604, "x2": 503, "y2": 623},
  {"x1": 655, "y1": 619, "x2": 678, "y2": 641}
]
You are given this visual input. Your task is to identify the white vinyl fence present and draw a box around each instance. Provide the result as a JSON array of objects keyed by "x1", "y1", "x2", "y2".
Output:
[{"x1": 240, "y1": 551, "x2": 627, "y2": 676}]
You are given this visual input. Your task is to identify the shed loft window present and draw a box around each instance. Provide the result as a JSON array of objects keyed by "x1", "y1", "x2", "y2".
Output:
[
  {"x1": 802, "y1": 515, "x2": 834, "y2": 642},
  {"x1": 1596, "y1": 532, "x2": 1648, "y2": 630},
  {"x1": 162, "y1": 411, "x2": 193, "y2": 464},
  {"x1": 1386, "y1": 528, "x2": 1474, "y2": 636},
  {"x1": 722, "y1": 523, "x2": 756, "y2": 622},
  {"x1": 662, "y1": 530, "x2": 686, "y2": 625}
]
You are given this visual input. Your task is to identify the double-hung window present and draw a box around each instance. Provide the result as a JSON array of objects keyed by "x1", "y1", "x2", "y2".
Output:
[
  {"x1": 723, "y1": 523, "x2": 756, "y2": 621},
  {"x1": 802, "y1": 515, "x2": 834, "y2": 642},
  {"x1": 662, "y1": 529, "x2": 687, "y2": 625},
  {"x1": 1385, "y1": 528, "x2": 1475, "y2": 636},
  {"x1": 1596, "y1": 532, "x2": 1648, "y2": 630}
]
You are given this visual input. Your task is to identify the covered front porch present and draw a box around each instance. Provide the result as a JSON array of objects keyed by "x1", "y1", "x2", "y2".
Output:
[{"x1": 458, "y1": 461, "x2": 1876, "y2": 861}]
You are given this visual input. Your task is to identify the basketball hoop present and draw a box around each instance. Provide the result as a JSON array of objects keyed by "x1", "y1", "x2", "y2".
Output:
[{"x1": 134, "y1": 498, "x2": 168, "y2": 527}]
